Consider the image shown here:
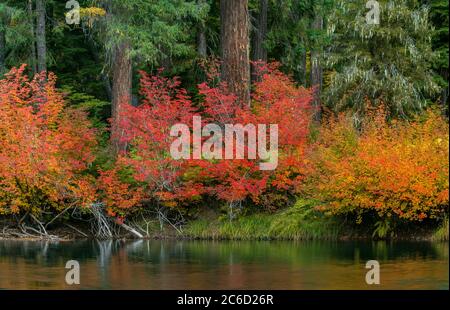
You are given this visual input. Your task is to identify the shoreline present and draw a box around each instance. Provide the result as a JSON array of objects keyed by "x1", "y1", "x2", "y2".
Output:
[
  {"x1": 2, "y1": 201, "x2": 447, "y2": 243},
  {"x1": 0, "y1": 223, "x2": 445, "y2": 243}
]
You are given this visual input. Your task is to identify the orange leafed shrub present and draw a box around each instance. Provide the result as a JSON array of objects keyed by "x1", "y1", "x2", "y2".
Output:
[
  {"x1": 97, "y1": 164, "x2": 144, "y2": 217},
  {"x1": 0, "y1": 65, "x2": 97, "y2": 215},
  {"x1": 307, "y1": 106, "x2": 449, "y2": 222}
]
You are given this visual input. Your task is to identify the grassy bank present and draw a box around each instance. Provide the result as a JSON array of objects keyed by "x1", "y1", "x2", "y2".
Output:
[
  {"x1": 0, "y1": 200, "x2": 447, "y2": 241},
  {"x1": 0, "y1": 200, "x2": 348, "y2": 241},
  {"x1": 182, "y1": 200, "x2": 448, "y2": 241},
  {"x1": 432, "y1": 217, "x2": 449, "y2": 241},
  {"x1": 183, "y1": 200, "x2": 348, "y2": 241}
]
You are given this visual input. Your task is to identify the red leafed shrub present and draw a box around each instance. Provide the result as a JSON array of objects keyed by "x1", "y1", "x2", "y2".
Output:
[
  {"x1": 100, "y1": 63, "x2": 313, "y2": 215},
  {"x1": 307, "y1": 105, "x2": 449, "y2": 225},
  {"x1": 0, "y1": 65, "x2": 97, "y2": 215},
  {"x1": 251, "y1": 64, "x2": 313, "y2": 196},
  {"x1": 102, "y1": 70, "x2": 202, "y2": 214},
  {"x1": 196, "y1": 62, "x2": 313, "y2": 211},
  {"x1": 97, "y1": 165, "x2": 144, "y2": 217}
]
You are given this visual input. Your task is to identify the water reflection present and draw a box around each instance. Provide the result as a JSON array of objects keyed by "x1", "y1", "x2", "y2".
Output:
[{"x1": 0, "y1": 240, "x2": 448, "y2": 289}]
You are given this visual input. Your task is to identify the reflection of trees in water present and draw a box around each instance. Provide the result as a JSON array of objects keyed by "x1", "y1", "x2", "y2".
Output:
[
  {"x1": 94, "y1": 239, "x2": 148, "y2": 287},
  {"x1": 96, "y1": 240, "x2": 113, "y2": 269},
  {"x1": 95, "y1": 240, "x2": 114, "y2": 288},
  {"x1": 368, "y1": 241, "x2": 448, "y2": 262},
  {"x1": 0, "y1": 239, "x2": 447, "y2": 266},
  {"x1": 92, "y1": 240, "x2": 449, "y2": 267},
  {"x1": 0, "y1": 240, "x2": 60, "y2": 265},
  {"x1": 0, "y1": 240, "x2": 447, "y2": 289}
]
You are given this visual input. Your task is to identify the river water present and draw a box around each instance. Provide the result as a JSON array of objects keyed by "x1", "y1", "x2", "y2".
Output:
[{"x1": 0, "y1": 239, "x2": 448, "y2": 289}]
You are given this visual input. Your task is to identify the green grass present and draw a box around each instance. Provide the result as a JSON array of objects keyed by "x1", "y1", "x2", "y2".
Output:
[
  {"x1": 432, "y1": 217, "x2": 449, "y2": 241},
  {"x1": 183, "y1": 200, "x2": 343, "y2": 241},
  {"x1": 130, "y1": 200, "x2": 447, "y2": 241}
]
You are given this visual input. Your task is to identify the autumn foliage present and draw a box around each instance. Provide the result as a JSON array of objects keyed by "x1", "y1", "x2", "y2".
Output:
[
  {"x1": 99, "y1": 71, "x2": 197, "y2": 215},
  {"x1": 307, "y1": 106, "x2": 449, "y2": 223},
  {"x1": 1, "y1": 64, "x2": 448, "y2": 231},
  {"x1": 99, "y1": 63, "x2": 313, "y2": 215},
  {"x1": 0, "y1": 65, "x2": 97, "y2": 215},
  {"x1": 195, "y1": 62, "x2": 313, "y2": 210}
]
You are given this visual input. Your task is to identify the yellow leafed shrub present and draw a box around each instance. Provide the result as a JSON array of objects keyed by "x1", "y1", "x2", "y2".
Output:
[{"x1": 307, "y1": 107, "x2": 449, "y2": 223}]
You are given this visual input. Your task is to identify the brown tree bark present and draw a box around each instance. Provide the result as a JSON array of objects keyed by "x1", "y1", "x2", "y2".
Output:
[
  {"x1": 87, "y1": 36, "x2": 112, "y2": 101},
  {"x1": 440, "y1": 70, "x2": 449, "y2": 108},
  {"x1": 220, "y1": 0, "x2": 250, "y2": 107},
  {"x1": 252, "y1": 0, "x2": 267, "y2": 63},
  {"x1": 310, "y1": 14, "x2": 323, "y2": 121},
  {"x1": 197, "y1": 0, "x2": 207, "y2": 57},
  {"x1": 251, "y1": 0, "x2": 268, "y2": 83},
  {"x1": 301, "y1": 45, "x2": 307, "y2": 85},
  {"x1": 111, "y1": 40, "x2": 132, "y2": 153},
  {"x1": 197, "y1": 28, "x2": 207, "y2": 57},
  {"x1": 28, "y1": 0, "x2": 37, "y2": 75},
  {"x1": 0, "y1": 22, "x2": 5, "y2": 74},
  {"x1": 35, "y1": 0, "x2": 46, "y2": 73}
]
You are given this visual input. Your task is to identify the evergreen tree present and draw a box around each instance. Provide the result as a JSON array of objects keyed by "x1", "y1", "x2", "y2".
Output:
[
  {"x1": 83, "y1": 0, "x2": 207, "y2": 151},
  {"x1": 429, "y1": 0, "x2": 449, "y2": 109},
  {"x1": 0, "y1": 1, "x2": 32, "y2": 75},
  {"x1": 324, "y1": 0, "x2": 440, "y2": 119},
  {"x1": 265, "y1": 0, "x2": 314, "y2": 85},
  {"x1": 220, "y1": 0, "x2": 251, "y2": 106},
  {"x1": 252, "y1": 0, "x2": 268, "y2": 63},
  {"x1": 35, "y1": 0, "x2": 46, "y2": 73},
  {"x1": 264, "y1": 0, "x2": 331, "y2": 87}
]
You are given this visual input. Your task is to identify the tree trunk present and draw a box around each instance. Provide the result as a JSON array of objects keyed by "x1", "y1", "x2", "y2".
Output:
[
  {"x1": 0, "y1": 22, "x2": 5, "y2": 74},
  {"x1": 301, "y1": 45, "x2": 307, "y2": 85},
  {"x1": 252, "y1": 0, "x2": 267, "y2": 62},
  {"x1": 28, "y1": 0, "x2": 37, "y2": 75},
  {"x1": 251, "y1": 0, "x2": 268, "y2": 82},
  {"x1": 87, "y1": 36, "x2": 112, "y2": 101},
  {"x1": 441, "y1": 69, "x2": 449, "y2": 110},
  {"x1": 220, "y1": 0, "x2": 250, "y2": 107},
  {"x1": 197, "y1": 0, "x2": 207, "y2": 57},
  {"x1": 197, "y1": 27, "x2": 207, "y2": 57},
  {"x1": 310, "y1": 14, "x2": 323, "y2": 121},
  {"x1": 111, "y1": 40, "x2": 132, "y2": 153},
  {"x1": 35, "y1": 0, "x2": 46, "y2": 73}
]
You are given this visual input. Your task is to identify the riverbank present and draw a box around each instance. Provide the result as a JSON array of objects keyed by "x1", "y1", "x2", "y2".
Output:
[
  {"x1": 1, "y1": 200, "x2": 447, "y2": 242},
  {"x1": 182, "y1": 202, "x2": 448, "y2": 242},
  {"x1": 0, "y1": 219, "x2": 446, "y2": 242}
]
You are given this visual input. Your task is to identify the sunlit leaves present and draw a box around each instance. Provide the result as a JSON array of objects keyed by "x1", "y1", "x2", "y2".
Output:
[
  {"x1": 0, "y1": 65, "x2": 97, "y2": 215},
  {"x1": 308, "y1": 104, "x2": 449, "y2": 222}
]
